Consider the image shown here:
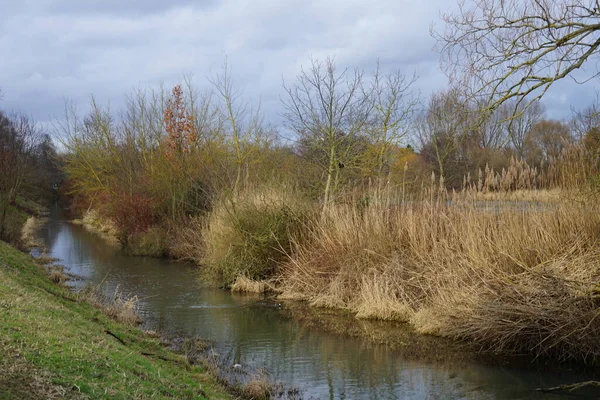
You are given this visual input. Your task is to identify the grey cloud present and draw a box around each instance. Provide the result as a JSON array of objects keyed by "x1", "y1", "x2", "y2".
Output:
[
  {"x1": 1, "y1": 0, "x2": 594, "y2": 134},
  {"x1": 45, "y1": 0, "x2": 218, "y2": 17}
]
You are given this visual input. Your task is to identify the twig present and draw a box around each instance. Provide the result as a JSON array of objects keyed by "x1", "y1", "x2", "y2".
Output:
[
  {"x1": 105, "y1": 329, "x2": 126, "y2": 346},
  {"x1": 536, "y1": 380, "x2": 600, "y2": 393}
]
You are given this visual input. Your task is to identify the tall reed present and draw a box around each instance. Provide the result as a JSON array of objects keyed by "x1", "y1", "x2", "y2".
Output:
[{"x1": 279, "y1": 189, "x2": 600, "y2": 362}]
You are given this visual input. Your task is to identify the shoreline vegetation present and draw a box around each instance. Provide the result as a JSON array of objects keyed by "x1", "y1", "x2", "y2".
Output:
[
  {"x1": 74, "y1": 182, "x2": 600, "y2": 365},
  {"x1": 2, "y1": 0, "x2": 600, "y2": 388},
  {"x1": 1, "y1": 212, "x2": 291, "y2": 400},
  {"x1": 0, "y1": 196, "x2": 289, "y2": 400},
  {"x1": 54, "y1": 67, "x2": 600, "y2": 365}
]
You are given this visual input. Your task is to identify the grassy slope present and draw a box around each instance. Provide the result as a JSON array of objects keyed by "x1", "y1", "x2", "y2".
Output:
[{"x1": 0, "y1": 241, "x2": 230, "y2": 400}]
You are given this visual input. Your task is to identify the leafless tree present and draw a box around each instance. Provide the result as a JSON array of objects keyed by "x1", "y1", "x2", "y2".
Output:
[
  {"x1": 210, "y1": 60, "x2": 269, "y2": 192},
  {"x1": 436, "y1": 0, "x2": 600, "y2": 113},
  {"x1": 282, "y1": 57, "x2": 372, "y2": 208},
  {"x1": 474, "y1": 100, "x2": 510, "y2": 150},
  {"x1": 416, "y1": 89, "x2": 471, "y2": 185},
  {"x1": 571, "y1": 94, "x2": 600, "y2": 140},
  {"x1": 526, "y1": 119, "x2": 573, "y2": 164},
  {"x1": 369, "y1": 64, "x2": 420, "y2": 181},
  {"x1": 0, "y1": 112, "x2": 46, "y2": 238},
  {"x1": 506, "y1": 99, "x2": 546, "y2": 158}
]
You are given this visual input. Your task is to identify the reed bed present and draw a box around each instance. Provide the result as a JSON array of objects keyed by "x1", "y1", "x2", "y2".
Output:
[{"x1": 279, "y1": 194, "x2": 600, "y2": 362}]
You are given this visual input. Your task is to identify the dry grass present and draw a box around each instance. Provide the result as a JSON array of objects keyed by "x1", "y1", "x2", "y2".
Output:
[
  {"x1": 72, "y1": 209, "x2": 120, "y2": 243},
  {"x1": 34, "y1": 253, "x2": 60, "y2": 266},
  {"x1": 20, "y1": 216, "x2": 46, "y2": 248},
  {"x1": 230, "y1": 276, "x2": 268, "y2": 294},
  {"x1": 240, "y1": 372, "x2": 273, "y2": 400},
  {"x1": 472, "y1": 188, "x2": 563, "y2": 202},
  {"x1": 168, "y1": 215, "x2": 206, "y2": 262},
  {"x1": 279, "y1": 191, "x2": 600, "y2": 362},
  {"x1": 47, "y1": 265, "x2": 69, "y2": 285},
  {"x1": 354, "y1": 273, "x2": 413, "y2": 321},
  {"x1": 77, "y1": 284, "x2": 142, "y2": 326}
]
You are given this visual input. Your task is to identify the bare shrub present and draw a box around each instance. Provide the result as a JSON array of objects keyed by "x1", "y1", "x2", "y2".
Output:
[
  {"x1": 21, "y1": 216, "x2": 45, "y2": 248},
  {"x1": 47, "y1": 265, "x2": 68, "y2": 285}
]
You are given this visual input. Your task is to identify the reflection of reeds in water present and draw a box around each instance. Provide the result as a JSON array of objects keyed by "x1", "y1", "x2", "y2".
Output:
[
  {"x1": 278, "y1": 302, "x2": 516, "y2": 399},
  {"x1": 281, "y1": 302, "x2": 478, "y2": 365}
]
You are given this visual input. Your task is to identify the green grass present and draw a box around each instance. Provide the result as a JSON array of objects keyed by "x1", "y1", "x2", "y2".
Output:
[{"x1": 0, "y1": 241, "x2": 230, "y2": 400}]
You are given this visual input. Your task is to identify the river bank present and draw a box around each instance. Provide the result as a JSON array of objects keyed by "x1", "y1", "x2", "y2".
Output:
[
  {"x1": 0, "y1": 240, "x2": 232, "y2": 399},
  {"x1": 31, "y1": 206, "x2": 600, "y2": 399},
  {"x1": 72, "y1": 187, "x2": 600, "y2": 366}
]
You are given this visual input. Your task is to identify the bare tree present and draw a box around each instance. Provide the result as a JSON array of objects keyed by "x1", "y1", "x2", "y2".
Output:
[
  {"x1": 0, "y1": 112, "x2": 45, "y2": 239},
  {"x1": 506, "y1": 99, "x2": 546, "y2": 158},
  {"x1": 370, "y1": 64, "x2": 420, "y2": 182},
  {"x1": 571, "y1": 94, "x2": 600, "y2": 140},
  {"x1": 282, "y1": 57, "x2": 372, "y2": 208},
  {"x1": 475, "y1": 100, "x2": 510, "y2": 150},
  {"x1": 437, "y1": 0, "x2": 600, "y2": 112},
  {"x1": 210, "y1": 60, "x2": 267, "y2": 192},
  {"x1": 417, "y1": 89, "x2": 471, "y2": 185},
  {"x1": 526, "y1": 119, "x2": 573, "y2": 164}
]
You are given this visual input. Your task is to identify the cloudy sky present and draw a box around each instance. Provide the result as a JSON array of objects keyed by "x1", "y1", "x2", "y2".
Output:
[{"x1": 1, "y1": 0, "x2": 598, "y2": 133}]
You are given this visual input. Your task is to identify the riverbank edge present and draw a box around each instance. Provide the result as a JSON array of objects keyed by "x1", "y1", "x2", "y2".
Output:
[{"x1": 0, "y1": 240, "x2": 233, "y2": 399}]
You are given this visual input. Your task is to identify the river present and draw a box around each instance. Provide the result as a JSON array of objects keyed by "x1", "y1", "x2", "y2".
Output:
[{"x1": 34, "y1": 204, "x2": 598, "y2": 399}]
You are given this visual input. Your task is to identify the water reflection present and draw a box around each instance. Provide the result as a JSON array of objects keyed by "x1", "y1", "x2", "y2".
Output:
[{"x1": 35, "y1": 203, "x2": 597, "y2": 399}]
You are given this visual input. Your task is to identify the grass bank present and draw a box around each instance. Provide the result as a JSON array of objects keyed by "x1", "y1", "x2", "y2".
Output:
[
  {"x1": 0, "y1": 241, "x2": 230, "y2": 399},
  {"x1": 0, "y1": 196, "x2": 49, "y2": 249}
]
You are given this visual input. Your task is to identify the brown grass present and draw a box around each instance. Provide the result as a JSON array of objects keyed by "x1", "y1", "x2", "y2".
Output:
[
  {"x1": 77, "y1": 284, "x2": 142, "y2": 326},
  {"x1": 72, "y1": 209, "x2": 120, "y2": 244},
  {"x1": 472, "y1": 188, "x2": 562, "y2": 202},
  {"x1": 230, "y1": 276, "x2": 269, "y2": 294},
  {"x1": 34, "y1": 253, "x2": 60, "y2": 266},
  {"x1": 167, "y1": 215, "x2": 206, "y2": 262},
  {"x1": 20, "y1": 216, "x2": 46, "y2": 248},
  {"x1": 279, "y1": 191, "x2": 600, "y2": 362},
  {"x1": 47, "y1": 265, "x2": 69, "y2": 285},
  {"x1": 240, "y1": 372, "x2": 273, "y2": 400}
]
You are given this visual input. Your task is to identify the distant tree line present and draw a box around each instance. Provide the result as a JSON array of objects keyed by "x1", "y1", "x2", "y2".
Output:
[{"x1": 0, "y1": 105, "x2": 60, "y2": 240}]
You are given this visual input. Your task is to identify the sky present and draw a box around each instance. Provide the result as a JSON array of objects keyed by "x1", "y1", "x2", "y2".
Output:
[{"x1": 1, "y1": 0, "x2": 598, "y2": 135}]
